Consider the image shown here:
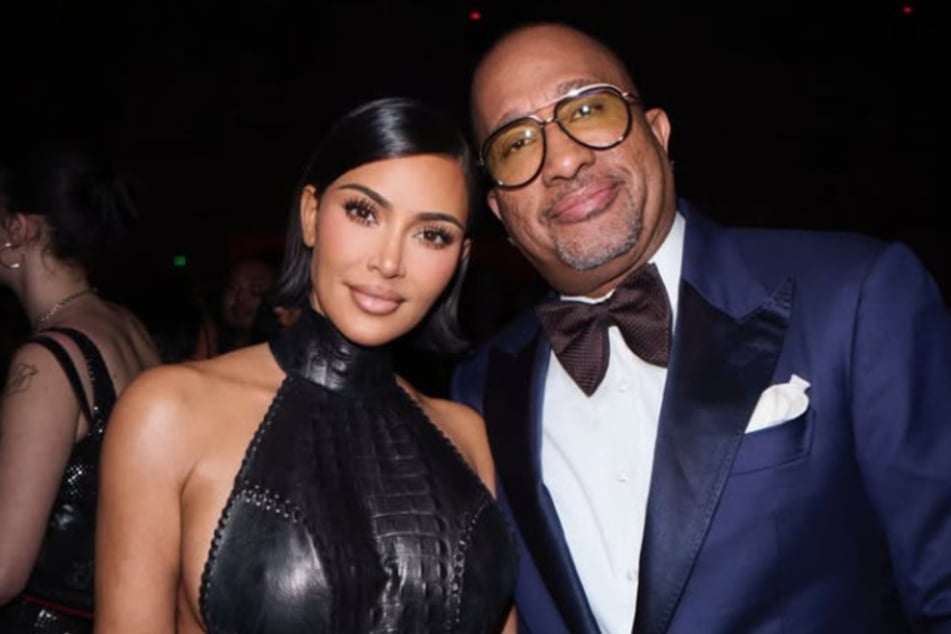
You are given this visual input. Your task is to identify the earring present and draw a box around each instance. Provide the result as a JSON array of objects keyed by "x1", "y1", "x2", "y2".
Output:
[{"x1": 0, "y1": 241, "x2": 22, "y2": 270}]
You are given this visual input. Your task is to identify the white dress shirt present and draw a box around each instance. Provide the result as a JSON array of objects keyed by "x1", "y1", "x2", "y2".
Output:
[{"x1": 540, "y1": 213, "x2": 685, "y2": 634}]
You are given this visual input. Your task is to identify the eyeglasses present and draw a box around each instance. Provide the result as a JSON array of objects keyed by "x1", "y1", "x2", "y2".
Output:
[{"x1": 479, "y1": 83, "x2": 639, "y2": 188}]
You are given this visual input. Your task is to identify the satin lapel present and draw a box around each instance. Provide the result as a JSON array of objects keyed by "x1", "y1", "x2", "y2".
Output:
[
  {"x1": 633, "y1": 278, "x2": 794, "y2": 634},
  {"x1": 485, "y1": 335, "x2": 599, "y2": 634}
]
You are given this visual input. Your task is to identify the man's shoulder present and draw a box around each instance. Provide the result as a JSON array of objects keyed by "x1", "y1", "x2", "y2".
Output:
[
  {"x1": 470, "y1": 308, "x2": 541, "y2": 356},
  {"x1": 680, "y1": 203, "x2": 935, "y2": 311},
  {"x1": 684, "y1": 199, "x2": 888, "y2": 267},
  {"x1": 453, "y1": 308, "x2": 540, "y2": 389},
  {"x1": 682, "y1": 199, "x2": 889, "y2": 266},
  {"x1": 730, "y1": 225, "x2": 911, "y2": 304},
  {"x1": 729, "y1": 223, "x2": 887, "y2": 256}
]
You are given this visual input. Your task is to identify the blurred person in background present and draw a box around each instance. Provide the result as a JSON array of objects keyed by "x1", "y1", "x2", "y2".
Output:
[
  {"x1": 193, "y1": 256, "x2": 277, "y2": 358},
  {"x1": 0, "y1": 148, "x2": 160, "y2": 633}
]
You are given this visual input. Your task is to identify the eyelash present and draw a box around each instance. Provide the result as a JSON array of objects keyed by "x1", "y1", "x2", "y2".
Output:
[
  {"x1": 342, "y1": 196, "x2": 458, "y2": 249},
  {"x1": 415, "y1": 224, "x2": 457, "y2": 249},
  {"x1": 343, "y1": 197, "x2": 377, "y2": 224}
]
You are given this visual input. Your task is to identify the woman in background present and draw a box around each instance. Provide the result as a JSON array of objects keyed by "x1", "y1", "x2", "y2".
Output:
[
  {"x1": 95, "y1": 97, "x2": 516, "y2": 633},
  {"x1": 0, "y1": 149, "x2": 160, "y2": 632},
  {"x1": 192, "y1": 256, "x2": 278, "y2": 358}
]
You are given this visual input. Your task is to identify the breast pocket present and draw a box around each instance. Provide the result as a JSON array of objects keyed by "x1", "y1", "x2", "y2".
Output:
[{"x1": 730, "y1": 409, "x2": 814, "y2": 474}]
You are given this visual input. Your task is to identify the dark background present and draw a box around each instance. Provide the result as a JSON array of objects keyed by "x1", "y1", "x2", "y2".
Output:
[{"x1": 1, "y1": 0, "x2": 945, "y2": 304}]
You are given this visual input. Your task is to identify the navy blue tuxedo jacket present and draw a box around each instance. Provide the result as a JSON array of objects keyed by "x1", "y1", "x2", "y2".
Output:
[{"x1": 452, "y1": 201, "x2": 951, "y2": 633}]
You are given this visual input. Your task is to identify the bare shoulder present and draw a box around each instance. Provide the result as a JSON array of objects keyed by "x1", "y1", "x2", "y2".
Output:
[
  {"x1": 107, "y1": 344, "x2": 282, "y2": 477},
  {"x1": 2, "y1": 339, "x2": 77, "y2": 399},
  {"x1": 5, "y1": 337, "x2": 61, "y2": 371},
  {"x1": 399, "y1": 378, "x2": 496, "y2": 492},
  {"x1": 112, "y1": 362, "x2": 206, "y2": 423},
  {"x1": 105, "y1": 363, "x2": 209, "y2": 469},
  {"x1": 119, "y1": 344, "x2": 281, "y2": 418},
  {"x1": 6, "y1": 336, "x2": 71, "y2": 367}
]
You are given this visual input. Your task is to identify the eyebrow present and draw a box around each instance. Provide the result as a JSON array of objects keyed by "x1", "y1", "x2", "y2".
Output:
[
  {"x1": 338, "y1": 183, "x2": 389, "y2": 206},
  {"x1": 337, "y1": 183, "x2": 465, "y2": 229}
]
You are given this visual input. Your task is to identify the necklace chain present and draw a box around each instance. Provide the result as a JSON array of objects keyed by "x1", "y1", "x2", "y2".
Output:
[{"x1": 34, "y1": 288, "x2": 97, "y2": 330}]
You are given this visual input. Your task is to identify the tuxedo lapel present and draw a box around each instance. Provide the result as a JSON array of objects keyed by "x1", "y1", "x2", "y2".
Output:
[
  {"x1": 633, "y1": 204, "x2": 794, "y2": 634},
  {"x1": 484, "y1": 332, "x2": 599, "y2": 634}
]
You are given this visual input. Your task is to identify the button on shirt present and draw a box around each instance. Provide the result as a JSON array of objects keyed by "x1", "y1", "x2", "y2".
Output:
[{"x1": 540, "y1": 213, "x2": 684, "y2": 634}]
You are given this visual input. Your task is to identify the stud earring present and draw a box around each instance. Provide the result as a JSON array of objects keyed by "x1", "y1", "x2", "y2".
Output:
[{"x1": 0, "y1": 241, "x2": 22, "y2": 270}]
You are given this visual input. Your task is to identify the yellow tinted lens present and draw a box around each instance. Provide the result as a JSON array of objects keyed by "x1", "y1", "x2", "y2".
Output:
[
  {"x1": 486, "y1": 121, "x2": 543, "y2": 185},
  {"x1": 558, "y1": 89, "x2": 630, "y2": 147}
]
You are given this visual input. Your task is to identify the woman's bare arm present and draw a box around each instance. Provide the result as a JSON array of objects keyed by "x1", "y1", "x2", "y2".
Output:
[
  {"x1": 0, "y1": 343, "x2": 81, "y2": 603},
  {"x1": 94, "y1": 365, "x2": 196, "y2": 633}
]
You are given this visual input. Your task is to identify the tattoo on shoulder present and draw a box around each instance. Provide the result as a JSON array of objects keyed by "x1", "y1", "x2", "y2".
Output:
[{"x1": 4, "y1": 363, "x2": 39, "y2": 396}]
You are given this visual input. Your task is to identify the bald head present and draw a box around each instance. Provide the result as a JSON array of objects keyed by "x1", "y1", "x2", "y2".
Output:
[
  {"x1": 471, "y1": 22, "x2": 638, "y2": 142},
  {"x1": 467, "y1": 21, "x2": 677, "y2": 298}
]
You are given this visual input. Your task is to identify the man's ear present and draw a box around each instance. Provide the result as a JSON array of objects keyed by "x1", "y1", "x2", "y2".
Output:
[
  {"x1": 299, "y1": 185, "x2": 319, "y2": 247},
  {"x1": 485, "y1": 191, "x2": 520, "y2": 244},
  {"x1": 486, "y1": 189, "x2": 502, "y2": 221},
  {"x1": 645, "y1": 107, "x2": 671, "y2": 152}
]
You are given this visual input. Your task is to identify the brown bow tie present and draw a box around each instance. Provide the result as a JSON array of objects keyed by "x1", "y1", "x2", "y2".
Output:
[{"x1": 536, "y1": 263, "x2": 672, "y2": 396}]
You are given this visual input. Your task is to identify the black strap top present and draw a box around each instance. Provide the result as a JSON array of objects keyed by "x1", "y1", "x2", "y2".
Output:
[
  {"x1": 25, "y1": 328, "x2": 117, "y2": 614},
  {"x1": 199, "y1": 308, "x2": 516, "y2": 633}
]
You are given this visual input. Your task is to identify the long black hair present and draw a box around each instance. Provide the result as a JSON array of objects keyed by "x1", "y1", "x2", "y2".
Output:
[{"x1": 271, "y1": 96, "x2": 478, "y2": 353}]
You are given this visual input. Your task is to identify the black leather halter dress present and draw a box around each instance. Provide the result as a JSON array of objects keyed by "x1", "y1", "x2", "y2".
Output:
[{"x1": 199, "y1": 308, "x2": 517, "y2": 633}]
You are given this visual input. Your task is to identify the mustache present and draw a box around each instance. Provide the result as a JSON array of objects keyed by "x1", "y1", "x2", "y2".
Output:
[{"x1": 540, "y1": 174, "x2": 623, "y2": 222}]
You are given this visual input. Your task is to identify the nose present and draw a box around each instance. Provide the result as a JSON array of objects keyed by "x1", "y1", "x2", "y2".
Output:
[
  {"x1": 368, "y1": 231, "x2": 406, "y2": 279},
  {"x1": 234, "y1": 286, "x2": 252, "y2": 303},
  {"x1": 541, "y1": 123, "x2": 596, "y2": 185}
]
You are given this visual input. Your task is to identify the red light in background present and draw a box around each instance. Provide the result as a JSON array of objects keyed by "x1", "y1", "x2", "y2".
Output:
[
  {"x1": 902, "y1": 4, "x2": 913, "y2": 14},
  {"x1": 469, "y1": 10, "x2": 482, "y2": 21}
]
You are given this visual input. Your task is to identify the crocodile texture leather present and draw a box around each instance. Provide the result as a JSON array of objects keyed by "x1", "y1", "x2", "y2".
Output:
[{"x1": 200, "y1": 308, "x2": 516, "y2": 633}]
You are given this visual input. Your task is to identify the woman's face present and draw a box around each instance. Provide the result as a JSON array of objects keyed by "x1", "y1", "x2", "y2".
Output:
[
  {"x1": 300, "y1": 154, "x2": 470, "y2": 347},
  {"x1": 220, "y1": 259, "x2": 275, "y2": 332}
]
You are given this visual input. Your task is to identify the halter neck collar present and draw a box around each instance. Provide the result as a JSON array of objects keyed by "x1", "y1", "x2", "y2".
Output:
[{"x1": 268, "y1": 307, "x2": 394, "y2": 394}]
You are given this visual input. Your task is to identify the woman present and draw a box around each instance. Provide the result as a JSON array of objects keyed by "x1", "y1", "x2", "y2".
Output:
[
  {"x1": 192, "y1": 256, "x2": 279, "y2": 359},
  {"x1": 95, "y1": 97, "x2": 517, "y2": 633},
  {"x1": 0, "y1": 150, "x2": 161, "y2": 632}
]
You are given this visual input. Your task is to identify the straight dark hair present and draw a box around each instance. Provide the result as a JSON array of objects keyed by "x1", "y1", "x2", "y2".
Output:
[{"x1": 271, "y1": 97, "x2": 478, "y2": 353}]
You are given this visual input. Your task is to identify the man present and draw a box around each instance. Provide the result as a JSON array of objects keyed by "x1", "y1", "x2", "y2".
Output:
[{"x1": 452, "y1": 22, "x2": 951, "y2": 634}]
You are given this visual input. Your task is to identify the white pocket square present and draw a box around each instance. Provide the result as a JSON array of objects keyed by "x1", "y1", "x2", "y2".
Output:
[{"x1": 745, "y1": 374, "x2": 810, "y2": 433}]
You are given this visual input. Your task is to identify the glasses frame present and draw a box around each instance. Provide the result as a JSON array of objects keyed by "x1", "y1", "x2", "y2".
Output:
[{"x1": 479, "y1": 83, "x2": 640, "y2": 188}]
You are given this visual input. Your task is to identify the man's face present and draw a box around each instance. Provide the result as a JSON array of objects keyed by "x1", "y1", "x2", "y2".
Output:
[{"x1": 472, "y1": 25, "x2": 676, "y2": 297}]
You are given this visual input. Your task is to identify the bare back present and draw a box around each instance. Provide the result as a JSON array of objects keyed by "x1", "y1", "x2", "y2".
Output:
[
  {"x1": 0, "y1": 296, "x2": 162, "y2": 606},
  {"x1": 47, "y1": 299, "x2": 162, "y2": 437}
]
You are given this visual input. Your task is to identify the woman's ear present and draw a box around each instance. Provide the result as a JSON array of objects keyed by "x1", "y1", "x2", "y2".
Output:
[
  {"x1": 299, "y1": 185, "x2": 319, "y2": 247},
  {"x1": 461, "y1": 237, "x2": 472, "y2": 265},
  {"x1": 3, "y1": 212, "x2": 40, "y2": 246}
]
